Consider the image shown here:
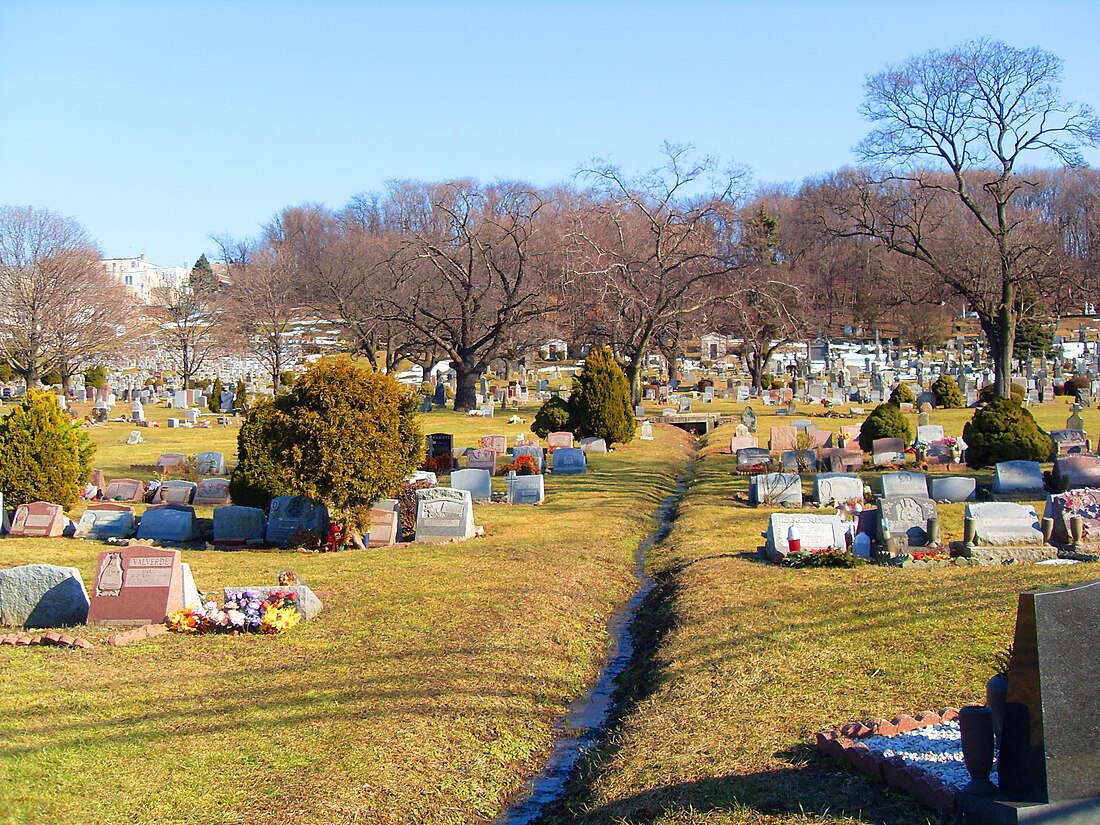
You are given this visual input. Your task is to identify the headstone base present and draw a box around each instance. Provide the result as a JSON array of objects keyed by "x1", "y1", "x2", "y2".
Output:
[{"x1": 957, "y1": 792, "x2": 1100, "y2": 824}]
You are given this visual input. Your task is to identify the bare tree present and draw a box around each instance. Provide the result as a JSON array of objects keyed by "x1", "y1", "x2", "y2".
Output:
[
  {"x1": 151, "y1": 281, "x2": 226, "y2": 389},
  {"x1": 380, "y1": 180, "x2": 553, "y2": 411},
  {"x1": 567, "y1": 146, "x2": 750, "y2": 403},
  {"x1": 0, "y1": 205, "x2": 134, "y2": 388},
  {"x1": 836, "y1": 39, "x2": 1099, "y2": 397}
]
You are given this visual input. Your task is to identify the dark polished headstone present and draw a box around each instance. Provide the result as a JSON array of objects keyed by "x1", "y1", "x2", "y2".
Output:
[{"x1": 999, "y1": 579, "x2": 1100, "y2": 804}]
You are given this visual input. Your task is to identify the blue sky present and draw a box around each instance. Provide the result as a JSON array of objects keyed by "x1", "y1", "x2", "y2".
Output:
[{"x1": 2, "y1": 0, "x2": 1098, "y2": 267}]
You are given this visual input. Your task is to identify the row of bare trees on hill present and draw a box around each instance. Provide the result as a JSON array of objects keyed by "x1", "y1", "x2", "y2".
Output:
[{"x1": 2, "y1": 41, "x2": 1096, "y2": 402}]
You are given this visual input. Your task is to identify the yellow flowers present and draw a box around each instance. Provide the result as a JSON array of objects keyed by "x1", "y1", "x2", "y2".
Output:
[{"x1": 261, "y1": 605, "x2": 301, "y2": 634}]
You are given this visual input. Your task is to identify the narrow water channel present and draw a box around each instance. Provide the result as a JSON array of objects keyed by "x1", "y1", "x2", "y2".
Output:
[{"x1": 494, "y1": 467, "x2": 691, "y2": 825}]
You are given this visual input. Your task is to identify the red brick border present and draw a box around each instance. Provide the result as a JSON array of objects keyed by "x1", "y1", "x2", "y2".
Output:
[
  {"x1": 1, "y1": 632, "x2": 95, "y2": 649},
  {"x1": 816, "y1": 707, "x2": 961, "y2": 818}
]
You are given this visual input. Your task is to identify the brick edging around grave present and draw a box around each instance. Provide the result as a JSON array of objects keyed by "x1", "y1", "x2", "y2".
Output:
[
  {"x1": 816, "y1": 707, "x2": 960, "y2": 818},
  {"x1": 1, "y1": 632, "x2": 95, "y2": 649}
]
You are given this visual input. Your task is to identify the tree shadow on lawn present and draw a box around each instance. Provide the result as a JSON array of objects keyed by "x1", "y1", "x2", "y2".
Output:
[{"x1": 552, "y1": 752, "x2": 935, "y2": 825}]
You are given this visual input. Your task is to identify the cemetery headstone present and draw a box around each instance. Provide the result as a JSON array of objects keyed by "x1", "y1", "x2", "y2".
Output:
[
  {"x1": 547, "y1": 432, "x2": 574, "y2": 450},
  {"x1": 729, "y1": 435, "x2": 758, "y2": 452},
  {"x1": 8, "y1": 502, "x2": 65, "y2": 538},
  {"x1": 749, "y1": 473, "x2": 803, "y2": 507},
  {"x1": 74, "y1": 503, "x2": 136, "y2": 540},
  {"x1": 194, "y1": 452, "x2": 226, "y2": 475},
  {"x1": 193, "y1": 478, "x2": 231, "y2": 507},
  {"x1": 735, "y1": 447, "x2": 772, "y2": 472},
  {"x1": 639, "y1": 421, "x2": 654, "y2": 440},
  {"x1": 414, "y1": 488, "x2": 475, "y2": 542},
  {"x1": 479, "y1": 403, "x2": 494, "y2": 417},
  {"x1": 763, "y1": 513, "x2": 848, "y2": 564},
  {"x1": 580, "y1": 437, "x2": 607, "y2": 454},
  {"x1": 1052, "y1": 455, "x2": 1100, "y2": 491},
  {"x1": 507, "y1": 473, "x2": 545, "y2": 504},
  {"x1": 465, "y1": 448, "x2": 498, "y2": 473},
  {"x1": 156, "y1": 453, "x2": 188, "y2": 473},
  {"x1": 996, "y1": 580, "x2": 1100, "y2": 805},
  {"x1": 929, "y1": 476, "x2": 977, "y2": 503},
  {"x1": 136, "y1": 504, "x2": 197, "y2": 543},
  {"x1": 881, "y1": 471, "x2": 929, "y2": 499},
  {"x1": 480, "y1": 435, "x2": 507, "y2": 454},
  {"x1": 878, "y1": 496, "x2": 938, "y2": 550},
  {"x1": 740, "y1": 406, "x2": 757, "y2": 433},
  {"x1": 265, "y1": 496, "x2": 329, "y2": 548},
  {"x1": 812, "y1": 473, "x2": 863, "y2": 505},
  {"x1": 1048, "y1": 429, "x2": 1089, "y2": 459},
  {"x1": 213, "y1": 506, "x2": 267, "y2": 546},
  {"x1": 427, "y1": 432, "x2": 454, "y2": 459},
  {"x1": 368, "y1": 500, "x2": 400, "y2": 547},
  {"x1": 0, "y1": 564, "x2": 89, "y2": 628},
  {"x1": 511, "y1": 445, "x2": 544, "y2": 472},
  {"x1": 86, "y1": 546, "x2": 184, "y2": 626},
  {"x1": 407, "y1": 470, "x2": 438, "y2": 486},
  {"x1": 769, "y1": 426, "x2": 798, "y2": 455},
  {"x1": 1066, "y1": 407, "x2": 1085, "y2": 432},
  {"x1": 156, "y1": 480, "x2": 197, "y2": 506},
  {"x1": 450, "y1": 468, "x2": 492, "y2": 500},
  {"x1": 991, "y1": 460, "x2": 1046, "y2": 497},
  {"x1": 781, "y1": 450, "x2": 817, "y2": 473},
  {"x1": 551, "y1": 447, "x2": 587, "y2": 475},
  {"x1": 966, "y1": 502, "x2": 1044, "y2": 546},
  {"x1": 1043, "y1": 489, "x2": 1100, "y2": 549},
  {"x1": 871, "y1": 438, "x2": 906, "y2": 466},
  {"x1": 104, "y1": 478, "x2": 144, "y2": 502},
  {"x1": 916, "y1": 424, "x2": 945, "y2": 443}
]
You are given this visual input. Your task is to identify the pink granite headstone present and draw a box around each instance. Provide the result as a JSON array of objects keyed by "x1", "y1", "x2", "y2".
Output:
[
  {"x1": 465, "y1": 448, "x2": 498, "y2": 473},
  {"x1": 193, "y1": 478, "x2": 230, "y2": 507},
  {"x1": 8, "y1": 502, "x2": 65, "y2": 537},
  {"x1": 103, "y1": 478, "x2": 144, "y2": 502},
  {"x1": 86, "y1": 546, "x2": 183, "y2": 626},
  {"x1": 368, "y1": 508, "x2": 399, "y2": 548},
  {"x1": 480, "y1": 435, "x2": 507, "y2": 453}
]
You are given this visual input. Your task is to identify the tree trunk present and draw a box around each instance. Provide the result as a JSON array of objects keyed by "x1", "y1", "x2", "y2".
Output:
[
  {"x1": 624, "y1": 356, "x2": 644, "y2": 407},
  {"x1": 452, "y1": 363, "x2": 478, "y2": 412}
]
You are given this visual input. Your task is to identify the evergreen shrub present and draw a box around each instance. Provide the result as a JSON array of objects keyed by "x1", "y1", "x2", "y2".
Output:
[
  {"x1": 570, "y1": 348, "x2": 635, "y2": 447},
  {"x1": 931, "y1": 374, "x2": 964, "y2": 408},
  {"x1": 858, "y1": 402, "x2": 912, "y2": 453},
  {"x1": 888, "y1": 383, "x2": 916, "y2": 406},
  {"x1": 962, "y1": 398, "x2": 1052, "y2": 469},
  {"x1": 531, "y1": 396, "x2": 574, "y2": 438}
]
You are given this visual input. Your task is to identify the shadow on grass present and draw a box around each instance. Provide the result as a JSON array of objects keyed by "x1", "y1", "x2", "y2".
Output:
[{"x1": 549, "y1": 752, "x2": 936, "y2": 824}]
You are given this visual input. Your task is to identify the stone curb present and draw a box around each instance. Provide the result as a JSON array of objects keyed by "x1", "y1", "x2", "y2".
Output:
[
  {"x1": 816, "y1": 707, "x2": 960, "y2": 818},
  {"x1": 107, "y1": 623, "x2": 168, "y2": 648},
  {"x1": 0, "y1": 632, "x2": 96, "y2": 649}
]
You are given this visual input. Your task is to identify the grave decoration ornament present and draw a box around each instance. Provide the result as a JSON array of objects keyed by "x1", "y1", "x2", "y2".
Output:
[{"x1": 167, "y1": 588, "x2": 302, "y2": 635}]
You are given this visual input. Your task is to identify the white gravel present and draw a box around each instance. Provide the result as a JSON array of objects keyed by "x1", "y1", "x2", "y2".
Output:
[{"x1": 859, "y1": 720, "x2": 998, "y2": 790}]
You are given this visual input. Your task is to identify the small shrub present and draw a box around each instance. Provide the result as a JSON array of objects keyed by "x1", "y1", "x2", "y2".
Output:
[
  {"x1": 932, "y1": 374, "x2": 963, "y2": 408},
  {"x1": 0, "y1": 389, "x2": 95, "y2": 508},
  {"x1": 531, "y1": 396, "x2": 574, "y2": 438},
  {"x1": 570, "y1": 347, "x2": 635, "y2": 447},
  {"x1": 498, "y1": 455, "x2": 540, "y2": 476},
  {"x1": 421, "y1": 452, "x2": 453, "y2": 476},
  {"x1": 963, "y1": 398, "x2": 1052, "y2": 469},
  {"x1": 978, "y1": 383, "x2": 1025, "y2": 404},
  {"x1": 858, "y1": 402, "x2": 912, "y2": 453},
  {"x1": 888, "y1": 383, "x2": 916, "y2": 406}
]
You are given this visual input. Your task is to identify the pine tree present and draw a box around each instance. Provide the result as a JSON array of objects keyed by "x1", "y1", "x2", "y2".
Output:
[
  {"x1": 209, "y1": 377, "x2": 224, "y2": 412},
  {"x1": 0, "y1": 389, "x2": 95, "y2": 507},
  {"x1": 190, "y1": 254, "x2": 217, "y2": 295},
  {"x1": 570, "y1": 347, "x2": 636, "y2": 447}
]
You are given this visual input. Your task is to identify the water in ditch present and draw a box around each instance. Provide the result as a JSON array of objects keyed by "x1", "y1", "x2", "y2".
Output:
[{"x1": 494, "y1": 470, "x2": 690, "y2": 825}]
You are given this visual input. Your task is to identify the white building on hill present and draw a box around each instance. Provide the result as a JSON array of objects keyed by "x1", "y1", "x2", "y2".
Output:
[{"x1": 102, "y1": 254, "x2": 190, "y2": 304}]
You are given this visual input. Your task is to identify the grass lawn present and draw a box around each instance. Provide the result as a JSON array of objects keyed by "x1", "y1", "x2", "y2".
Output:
[
  {"x1": 0, "y1": 410, "x2": 693, "y2": 824},
  {"x1": 548, "y1": 412, "x2": 1100, "y2": 825}
]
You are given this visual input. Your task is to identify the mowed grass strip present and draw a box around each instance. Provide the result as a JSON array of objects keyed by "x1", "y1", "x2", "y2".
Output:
[
  {"x1": 550, "y1": 419, "x2": 1099, "y2": 825},
  {"x1": 0, "y1": 420, "x2": 693, "y2": 825}
]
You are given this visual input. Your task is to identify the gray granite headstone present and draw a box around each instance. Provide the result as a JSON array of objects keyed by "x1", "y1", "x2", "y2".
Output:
[
  {"x1": 75, "y1": 506, "x2": 136, "y2": 540},
  {"x1": 916, "y1": 423, "x2": 945, "y2": 443},
  {"x1": 1048, "y1": 429, "x2": 1088, "y2": 459},
  {"x1": 740, "y1": 406, "x2": 757, "y2": 433},
  {"x1": 966, "y1": 502, "x2": 1043, "y2": 546},
  {"x1": 781, "y1": 450, "x2": 817, "y2": 473},
  {"x1": 136, "y1": 505, "x2": 197, "y2": 543},
  {"x1": 551, "y1": 447, "x2": 587, "y2": 474},
  {"x1": 194, "y1": 451, "x2": 226, "y2": 475},
  {"x1": 450, "y1": 468, "x2": 492, "y2": 500},
  {"x1": 881, "y1": 471, "x2": 929, "y2": 499},
  {"x1": 0, "y1": 564, "x2": 90, "y2": 628},
  {"x1": 812, "y1": 473, "x2": 863, "y2": 505},
  {"x1": 991, "y1": 460, "x2": 1046, "y2": 496},
  {"x1": 511, "y1": 445, "x2": 544, "y2": 472},
  {"x1": 735, "y1": 447, "x2": 771, "y2": 471},
  {"x1": 871, "y1": 438, "x2": 906, "y2": 466},
  {"x1": 213, "y1": 506, "x2": 267, "y2": 544},
  {"x1": 507, "y1": 474, "x2": 545, "y2": 504},
  {"x1": 414, "y1": 488, "x2": 475, "y2": 542},
  {"x1": 879, "y1": 496, "x2": 937, "y2": 549},
  {"x1": 265, "y1": 496, "x2": 329, "y2": 548},
  {"x1": 999, "y1": 579, "x2": 1100, "y2": 803},
  {"x1": 223, "y1": 585, "x2": 323, "y2": 621},
  {"x1": 749, "y1": 473, "x2": 803, "y2": 507},
  {"x1": 1052, "y1": 455, "x2": 1100, "y2": 491},
  {"x1": 929, "y1": 476, "x2": 977, "y2": 502}
]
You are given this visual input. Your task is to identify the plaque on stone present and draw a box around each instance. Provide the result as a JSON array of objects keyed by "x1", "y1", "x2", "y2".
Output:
[
  {"x1": 86, "y1": 546, "x2": 184, "y2": 626},
  {"x1": 998, "y1": 579, "x2": 1100, "y2": 803},
  {"x1": 551, "y1": 447, "x2": 587, "y2": 475},
  {"x1": 414, "y1": 488, "x2": 475, "y2": 542},
  {"x1": 8, "y1": 502, "x2": 65, "y2": 538},
  {"x1": 881, "y1": 471, "x2": 929, "y2": 499}
]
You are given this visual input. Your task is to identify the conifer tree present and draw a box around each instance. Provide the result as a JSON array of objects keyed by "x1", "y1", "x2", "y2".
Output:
[{"x1": 570, "y1": 347, "x2": 636, "y2": 447}]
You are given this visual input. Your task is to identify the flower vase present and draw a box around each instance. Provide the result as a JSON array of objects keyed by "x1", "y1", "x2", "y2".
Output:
[
  {"x1": 986, "y1": 675, "x2": 1008, "y2": 744},
  {"x1": 959, "y1": 705, "x2": 998, "y2": 795}
]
